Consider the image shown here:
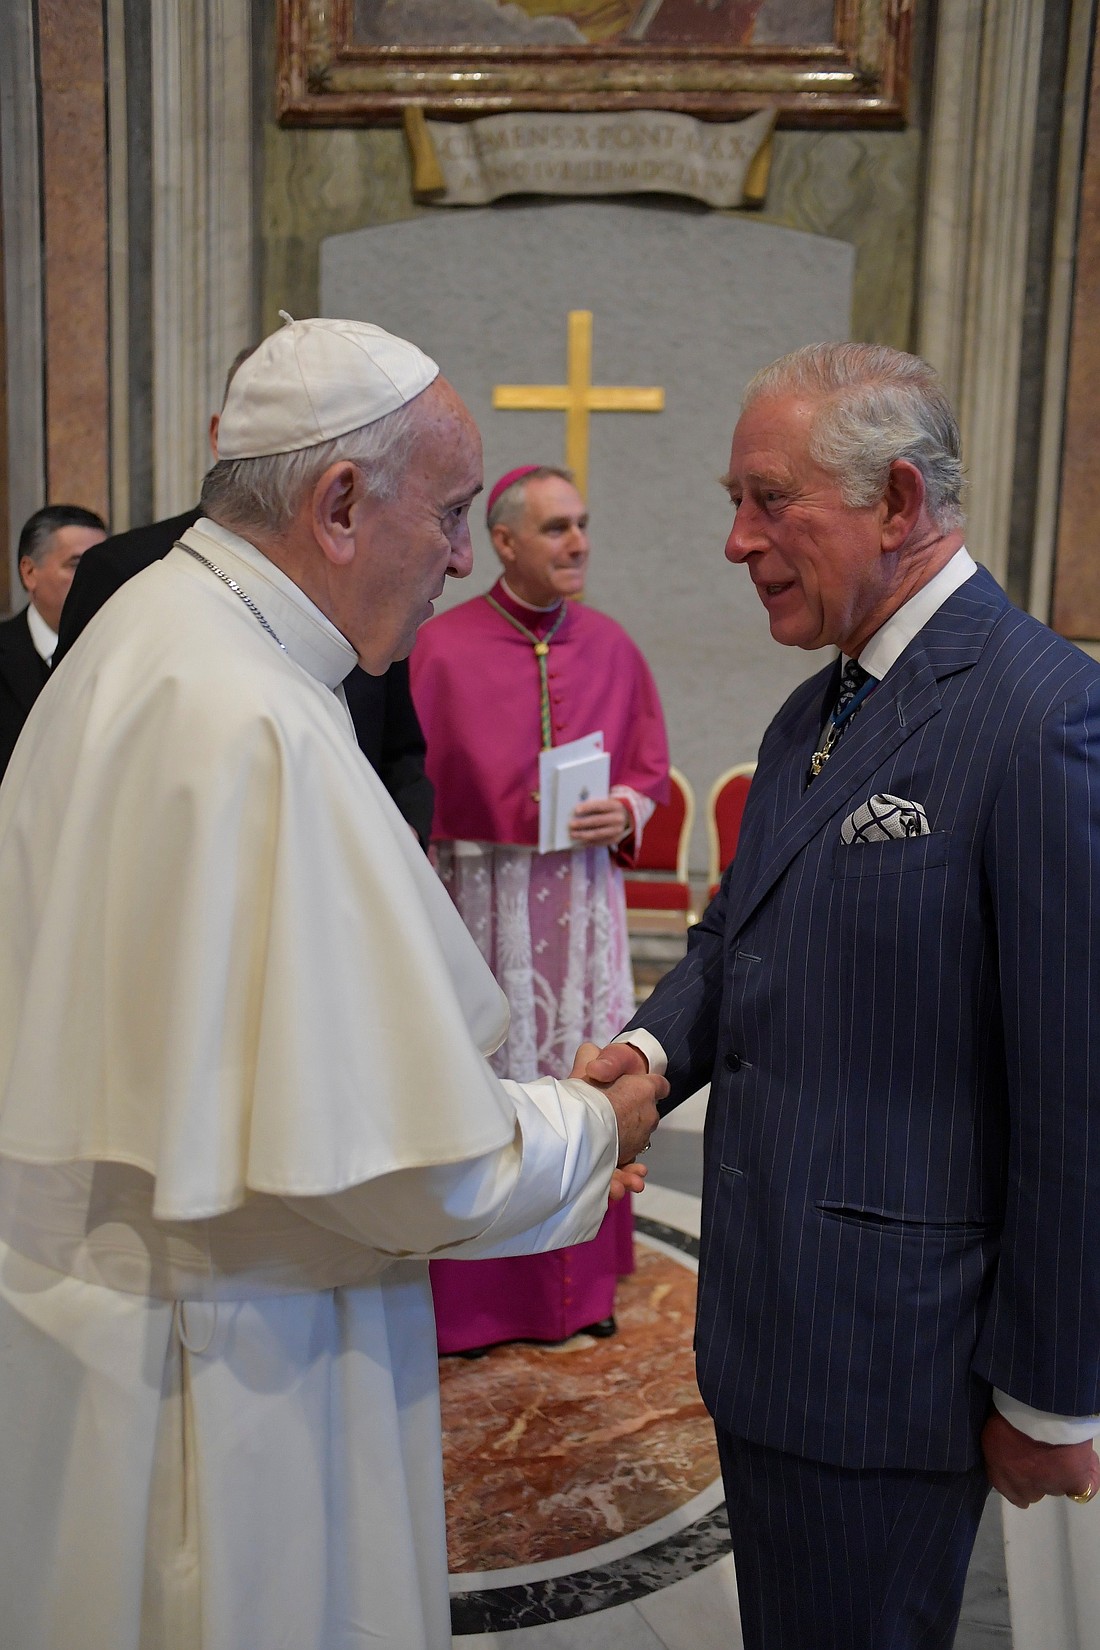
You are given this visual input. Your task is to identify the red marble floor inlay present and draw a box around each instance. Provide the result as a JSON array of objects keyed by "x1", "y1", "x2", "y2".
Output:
[{"x1": 440, "y1": 1241, "x2": 719, "y2": 1572}]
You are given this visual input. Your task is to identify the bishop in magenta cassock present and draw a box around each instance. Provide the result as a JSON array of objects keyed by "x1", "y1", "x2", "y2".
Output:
[{"x1": 411, "y1": 465, "x2": 669, "y2": 1352}]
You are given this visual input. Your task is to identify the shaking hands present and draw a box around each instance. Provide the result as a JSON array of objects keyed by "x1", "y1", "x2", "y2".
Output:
[{"x1": 569, "y1": 1040, "x2": 665, "y2": 1202}]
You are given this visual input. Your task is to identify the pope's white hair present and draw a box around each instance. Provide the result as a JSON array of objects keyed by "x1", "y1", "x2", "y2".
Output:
[
  {"x1": 744, "y1": 343, "x2": 966, "y2": 531},
  {"x1": 199, "y1": 399, "x2": 422, "y2": 535}
]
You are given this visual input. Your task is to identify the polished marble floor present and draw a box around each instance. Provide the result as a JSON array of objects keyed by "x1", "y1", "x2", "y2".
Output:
[{"x1": 441, "y1": 1088, "x2": 1013, "y2": 1648}]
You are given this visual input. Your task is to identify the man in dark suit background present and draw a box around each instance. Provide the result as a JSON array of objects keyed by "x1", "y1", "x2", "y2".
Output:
[
  {"x1": 589, "y1": 343, "x2": 1100, "y2": 1649},
  {"x1": 55, "y1": 348, "x2": 434, "y2": 843},
  {"x1": 0, "y1": 505, "x2": 106, "y2": 780}
]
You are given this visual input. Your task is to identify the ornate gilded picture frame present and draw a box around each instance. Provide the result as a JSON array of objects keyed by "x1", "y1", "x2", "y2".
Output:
[{"x1": 278, "y1": 1, "x2": 912, "y2": 127}]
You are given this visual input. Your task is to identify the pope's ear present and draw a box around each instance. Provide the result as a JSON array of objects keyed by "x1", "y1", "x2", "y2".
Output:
[
  {"x1": 311, "y1": 461, "x2": 364, "y2": 567},
  {"x1": 880, "y1": 459, "x2": 925, "y2": 552}
]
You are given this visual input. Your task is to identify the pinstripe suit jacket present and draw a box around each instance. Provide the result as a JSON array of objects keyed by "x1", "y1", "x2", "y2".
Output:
[{"x1": 627, "y1": 567, "x2": 1100, "y2": 1471}]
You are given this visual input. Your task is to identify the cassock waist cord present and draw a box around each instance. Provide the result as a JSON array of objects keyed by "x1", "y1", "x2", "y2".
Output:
[{"x1": 484, "y1": 593, "x2": 567, "y2": 750}]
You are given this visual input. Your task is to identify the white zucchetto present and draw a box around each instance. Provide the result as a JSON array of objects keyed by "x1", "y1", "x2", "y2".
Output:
[{"x1": 216, "y1": 314, "x2": 440, "y2": 460}]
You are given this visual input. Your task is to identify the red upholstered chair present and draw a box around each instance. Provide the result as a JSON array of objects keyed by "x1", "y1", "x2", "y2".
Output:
[
  {"x1": 623, "y1": 767, "x2": 697, "y2": 931},
  {"x1": 706, "y1": 762, "x2": 755, "y2": 899}
]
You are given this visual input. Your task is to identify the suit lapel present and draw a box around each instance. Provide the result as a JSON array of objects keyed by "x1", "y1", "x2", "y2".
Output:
[{"x1": 725, "y1": 568, "x2": 1007, "y2": 937}]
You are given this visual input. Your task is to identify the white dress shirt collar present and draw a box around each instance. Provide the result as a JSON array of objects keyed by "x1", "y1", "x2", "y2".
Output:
[
  {"x1": 498, "y1": 576, "x2": 563, "y2": 615},
  {"x1": 25, "y1": 603, "x2": 58, "y2": 666},
  {"x1": 856, "y1": 547, "x2": 978, "y2": 682}
]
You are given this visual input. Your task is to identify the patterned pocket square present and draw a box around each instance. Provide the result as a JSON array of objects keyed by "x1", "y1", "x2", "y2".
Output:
[{"x1": 841, "y1": 793, "x2": 931, "y2": 845}]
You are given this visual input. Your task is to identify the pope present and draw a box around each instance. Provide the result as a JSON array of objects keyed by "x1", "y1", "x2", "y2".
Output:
[{"x1": 0, "y1": 316, "x2": 665, "y2": 1650}]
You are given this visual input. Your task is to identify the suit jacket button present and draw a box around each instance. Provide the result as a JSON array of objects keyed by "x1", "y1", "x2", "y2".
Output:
[{"x1": 725, "y1": 1051, "x2": 742, "y2": 1072}]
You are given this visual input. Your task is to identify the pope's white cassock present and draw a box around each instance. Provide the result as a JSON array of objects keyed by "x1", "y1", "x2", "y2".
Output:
[
  {"x1": 0, "y1": 518, "x2": 621, "y2": 1650},
  {"x1": 1004, "y1": 1497, "x2": 1100, "y2": 1650}
]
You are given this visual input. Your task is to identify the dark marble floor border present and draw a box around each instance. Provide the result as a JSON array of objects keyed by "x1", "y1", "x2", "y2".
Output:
[
  {"x1": 634, "y1": 1213, "x2": 700, "y2": 1263},
  {"x1": 451, "y1": 1213, "x2": 725, "y2": 1635},
  {"x1": 451, "y1": 1504, "x2": 730, "y2": 1634}
]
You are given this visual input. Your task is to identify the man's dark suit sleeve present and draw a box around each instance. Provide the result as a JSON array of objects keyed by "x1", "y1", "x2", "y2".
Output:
[
  {"x1": 54, "y1": 552, "x2": 131, "y2": 664},
  {"x1": 0, "y1": 717, "x2": 21, "y2": 785},
  {"x1": 623, "y1": 881, "x2": 727, "y2": 1111},
  {"x1": 376, "y1": 660, "x2": 434, "y2": 847},
  {"x1": 343, "y1": 660, "x2": 434, "y2": 847},
  {"x1": 53, "y1": 510, "x2": 197, "y2": 667},
  {"x1": 976, "y1": 679, "x2": 1100, "y2": 1417},
  {"x1": 0, "y1": 612, "x2": 50, "y2": 782}
]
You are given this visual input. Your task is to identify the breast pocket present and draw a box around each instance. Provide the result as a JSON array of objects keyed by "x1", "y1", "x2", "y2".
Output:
[
  {"x1": 831, "y1": 831, "x2": 956, "y2": 1057},
  {"x1": 832, "y1": 831, "x2": 950, "y2": 880}
]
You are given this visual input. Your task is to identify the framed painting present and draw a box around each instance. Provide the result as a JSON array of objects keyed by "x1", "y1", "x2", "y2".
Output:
[{"x1": 278, "y1": 0, "x2": 913, "y2": 126}]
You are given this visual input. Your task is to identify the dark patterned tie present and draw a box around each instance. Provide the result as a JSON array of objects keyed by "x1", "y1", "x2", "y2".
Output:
[
  {"x1": 808, "y1": 659, "x2": 875, "y2": 782},
  {"x1": 834, "y1": 658, "x2": 872, "y2": 717}
]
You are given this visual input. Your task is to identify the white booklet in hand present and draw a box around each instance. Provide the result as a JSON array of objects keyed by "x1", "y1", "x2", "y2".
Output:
[{"x1": 538, "y1": 732, "x2": 609, "y2": 852}]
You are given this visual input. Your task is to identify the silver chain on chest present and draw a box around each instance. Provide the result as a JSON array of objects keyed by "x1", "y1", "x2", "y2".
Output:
[{"x1": 179, "y1": 544, "x2": 286, "y2": 651}]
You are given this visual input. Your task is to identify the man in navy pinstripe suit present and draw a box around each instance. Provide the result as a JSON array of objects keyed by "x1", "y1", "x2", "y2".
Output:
[{"x1": 590, "y1": 344, "x2": 1100, "y2": 1649}]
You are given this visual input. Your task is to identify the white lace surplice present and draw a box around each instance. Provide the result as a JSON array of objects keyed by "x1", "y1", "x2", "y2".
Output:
[{"x1": 437, "y1": 843, "x2": 636, "y2": 1083}]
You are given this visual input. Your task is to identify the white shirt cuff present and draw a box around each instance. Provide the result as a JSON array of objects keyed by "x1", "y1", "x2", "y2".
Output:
[
  {"x1": 613, "y1": 1028, "x2": 668, "y2": 1077},
  {"x1": 994, "y1": 1389, "x2": 1100, "y2": 1445}
]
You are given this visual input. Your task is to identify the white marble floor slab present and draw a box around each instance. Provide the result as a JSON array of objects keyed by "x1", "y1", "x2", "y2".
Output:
[
  {"x1": 656, "y1": 1085, "x2": 709, "y2": 1132},
  {"x1": 635, "y1": 1554, "x2": 744, "y2": 1650}
]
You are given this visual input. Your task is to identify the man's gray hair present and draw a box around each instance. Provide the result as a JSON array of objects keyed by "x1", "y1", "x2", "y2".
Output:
[
  {"x1": 199, "y1": 399, "x2": 421, "y2": 535},
  {"x1": 744, "y1": 343, "x2": 966, "y2": 531},
  {"x1": 487, "y1": 465, "x2": 575, "y2": 532}
]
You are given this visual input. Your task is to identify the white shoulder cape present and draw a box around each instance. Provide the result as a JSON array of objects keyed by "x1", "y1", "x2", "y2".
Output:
[{"x1": 0, "y1": 534, "x2": 515, "y2": 1219}]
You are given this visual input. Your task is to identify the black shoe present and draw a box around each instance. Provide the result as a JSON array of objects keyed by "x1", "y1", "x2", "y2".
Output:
[{"x1": 580, "y1": 1316, "x2": 617, "y2": 1338}]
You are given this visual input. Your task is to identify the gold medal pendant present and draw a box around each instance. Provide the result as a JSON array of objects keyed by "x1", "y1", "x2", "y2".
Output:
[{"x1": 810, "y1": 723, "x2": 839, "y2": 777}]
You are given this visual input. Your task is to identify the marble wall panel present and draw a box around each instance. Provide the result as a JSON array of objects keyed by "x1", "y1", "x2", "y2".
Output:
[
  {"x1": 39, "y1": 0, "x2": 110, "y2": 522},
  {"x1": 148, "y1": 0, "x2": 256, "y2": 518},
  {"x1": 1052, "y1": 22, "x2": 1100, "y2": 639},
  {"x1": 261, "y1": 124, "x2": 421, "y2": 331},
  {"x1": 2, "y1": 1, "x2": 46, "y2": 604},
  {"x1": 755, "y1": 127, "x2": 923, "y2": 350}
]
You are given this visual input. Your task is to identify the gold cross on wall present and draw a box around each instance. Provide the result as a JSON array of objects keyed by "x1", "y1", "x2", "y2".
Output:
[{"x1": 492, "y1": 310, "x2": 664, "y2": 498}]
